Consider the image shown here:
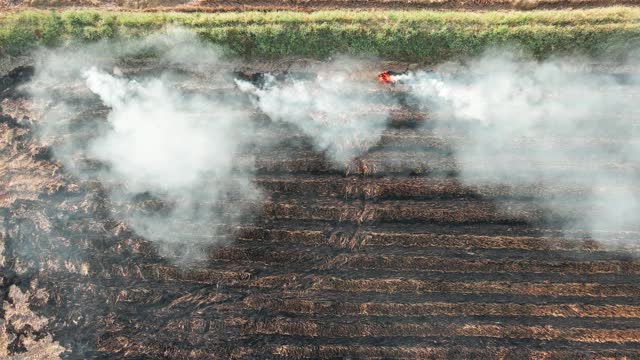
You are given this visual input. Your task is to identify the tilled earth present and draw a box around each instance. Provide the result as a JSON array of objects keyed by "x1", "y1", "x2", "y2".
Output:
[{"x1": 3, "y1": 62, "x2": 640, "y2": 359}]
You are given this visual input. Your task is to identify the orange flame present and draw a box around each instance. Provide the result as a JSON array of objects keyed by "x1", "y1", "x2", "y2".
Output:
[{"x1": 377, "y1": 71, "x2": 394, "y2": 84}]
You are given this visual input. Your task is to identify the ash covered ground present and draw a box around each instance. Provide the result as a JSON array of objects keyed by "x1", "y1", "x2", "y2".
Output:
[{"x1": 4, "y1": 41, "x2": 640, "y2": 359}]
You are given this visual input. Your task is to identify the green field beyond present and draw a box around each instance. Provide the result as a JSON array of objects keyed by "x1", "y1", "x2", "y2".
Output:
[{"x1": 2, "y1": 7, "x2": 640, "y2": 61}]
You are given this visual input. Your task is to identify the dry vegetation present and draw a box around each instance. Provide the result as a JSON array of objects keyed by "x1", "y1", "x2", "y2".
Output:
[{"x1": 1, "y1": 0, "x2": 639, "y2": 11}]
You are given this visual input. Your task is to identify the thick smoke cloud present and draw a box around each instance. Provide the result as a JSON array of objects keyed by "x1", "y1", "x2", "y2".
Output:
[
  {"x1": 402, "y1": 51, "x2": 640, "y2": 243},
  {"x1": 30, "y1": 28, "x2": 640, "y2": 255},
  {"x1": 83, "y1": 68, "x2": 244, "y2": 193},
  {"x1": 29, "y1": 30, "x2": 393, "y2": 261},
  {"x1": 82, "y1": 67, "x2": 257, "y2": 250},
  {"x1": 30, "y1": 29, "x2": 259, "y2": 261},
  {"x1": 235, "y1": 59, "x2": 394, "y2": 165}
]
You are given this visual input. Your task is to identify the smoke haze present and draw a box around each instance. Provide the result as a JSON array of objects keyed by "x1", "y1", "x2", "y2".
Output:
[
  {"x1": 235, "y1": 59, "x2": 394, "y2": 165},
  {"x1": 402, "y1": 51, "x2": 640, "y2": 244},
  {"x1": 30, "y1": 29, "x2": 259, "y2": 261},
  {"x1": 28, "y1": 28, "x2": 640, "y2": 255}
]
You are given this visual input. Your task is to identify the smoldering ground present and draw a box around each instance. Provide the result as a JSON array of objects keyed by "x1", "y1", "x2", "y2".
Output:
[{"x1": 400, "y1": 50, "x2": 640, "y2": 245}]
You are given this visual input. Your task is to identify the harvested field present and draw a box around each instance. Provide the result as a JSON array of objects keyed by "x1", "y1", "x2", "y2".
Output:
[{"x1": 4, "y1": 54, "x2": 640, "y2": 360}]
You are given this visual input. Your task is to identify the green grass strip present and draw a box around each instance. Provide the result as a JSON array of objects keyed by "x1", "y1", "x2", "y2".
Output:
[{"x1": 1, "y1": 8, "x2": 640, "y2": 61}]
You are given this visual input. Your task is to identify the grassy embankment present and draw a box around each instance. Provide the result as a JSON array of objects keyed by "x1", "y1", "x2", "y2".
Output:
[{"x1": 1, "y1": 7, "x2": 640, "y2": 61}]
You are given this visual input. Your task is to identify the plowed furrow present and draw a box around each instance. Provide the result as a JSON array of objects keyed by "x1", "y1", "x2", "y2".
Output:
[
  {"x1": 234, "y1": 226, "x2": 622, "y2": 251},
  {"x1": 240, "y1": 317, "x2": 640, "y2": 343},
  {"x1": 35, "y1": 266, "x2": 640, "y2": 298},
  {"x1": 304, "y1": 276, "x2": 640, "y2": 298},
  {"x1": 263, "y1": 199, "x2": 541, "y2": 224},
  {"x1": 241, "y1": 297, "x2": 640, "y2": 319},
  {"x1": 255, "y1": 175, "x2": 602, "y2": 200},
  {"x1": 320, "y1": 254, "x2": 640, "y2": 275},
  {"x1": 266, "y1": 345, "x2": 640, "y2": 360}
]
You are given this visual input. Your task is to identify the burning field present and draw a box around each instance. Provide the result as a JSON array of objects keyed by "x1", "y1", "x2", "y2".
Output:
[{"x1": 3, "y1": 27, "x2": 640, "y2": 359}]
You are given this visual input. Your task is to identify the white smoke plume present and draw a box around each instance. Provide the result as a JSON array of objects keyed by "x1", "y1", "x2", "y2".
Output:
[
  {"x1": 403, "y1": 51, "x2": 640, "y2": 244},
  {"x1": 83, "y1": 68, "x2": 242, "y2": 193},
  {"x1": 235, "y1": 59, "x2": 394, "y2": 165},
  {"x1": 30, "y1": 29, "x2": 259, "y2": 261}
]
